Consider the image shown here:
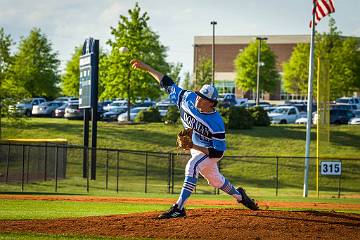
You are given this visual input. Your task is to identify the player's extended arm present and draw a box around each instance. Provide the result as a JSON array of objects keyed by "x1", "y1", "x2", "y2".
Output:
[{"x1": 130, "y1": 59, "x2": 164, "y2": 83}]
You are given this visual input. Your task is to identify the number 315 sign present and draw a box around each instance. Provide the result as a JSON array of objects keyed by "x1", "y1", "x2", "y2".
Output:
[{"x1": 320, "y1": 161, "x2": 342, "y2": 176}]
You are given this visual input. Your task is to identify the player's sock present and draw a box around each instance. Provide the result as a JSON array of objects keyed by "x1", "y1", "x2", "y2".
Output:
[
  {"x1": 176, "y1": 176, "x2": 197, "y2": 209},
  {"x1": 220, "y1": 178, "x2": 242, "y2": 202}
]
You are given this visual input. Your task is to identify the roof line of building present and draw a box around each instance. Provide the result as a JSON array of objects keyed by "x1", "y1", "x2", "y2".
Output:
[{"x1": 194, "y1": 35, "x2": 312, "y2": 44}]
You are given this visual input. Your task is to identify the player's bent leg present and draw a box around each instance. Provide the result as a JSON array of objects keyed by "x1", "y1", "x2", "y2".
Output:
[{"x1": 199, "y1": 160, "x2": 259, "y2": 211}]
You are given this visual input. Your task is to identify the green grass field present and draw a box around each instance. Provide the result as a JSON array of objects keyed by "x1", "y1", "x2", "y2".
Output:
[
  {"x1": 0, "y1": 116, "x2": 359, "y2": 240},
  {"x1": 0, "y1": 118, "x2": 359, "y2": 197},
  {"x1": 1, "y1": 117, "x2": 360, "y2": 156}
]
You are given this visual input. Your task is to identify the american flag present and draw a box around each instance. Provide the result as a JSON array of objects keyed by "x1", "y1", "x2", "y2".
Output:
[{"x1": 310, "y1": 0, "x2": 335, "y2": 27}]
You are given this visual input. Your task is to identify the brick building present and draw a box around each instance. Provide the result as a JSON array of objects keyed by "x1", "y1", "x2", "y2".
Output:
[{"x1": 193, "y1": 35, "x2": 311, "y2": 101}]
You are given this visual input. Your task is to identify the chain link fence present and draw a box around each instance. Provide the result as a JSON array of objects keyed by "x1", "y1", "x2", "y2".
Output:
[{"x1": 1, "y1": 143, "x2": 359, "y2": 197}]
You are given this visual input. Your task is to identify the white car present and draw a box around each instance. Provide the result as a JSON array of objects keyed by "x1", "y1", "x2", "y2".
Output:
[
  {"x1": 348, "y1": 110, "x2": 360, "y2": 125},
  {"x1": 104, "y1": 100, "x2": 127, "y2": 112},
  {"x1": 156, "y1": 102, "x2": 176, "y2": 117},
  {"x1": 268, "y1": 106, "x2": 300, "y2": 124},
  {"x1": 32, "y1": 101, "x2": 64, "y2": 117},
  {"x1": 295, "y1": 117, "x2": 308, "y2": 124},
  {"x1": 117, "y1": 107, "x2": 148, "y2": 122}
]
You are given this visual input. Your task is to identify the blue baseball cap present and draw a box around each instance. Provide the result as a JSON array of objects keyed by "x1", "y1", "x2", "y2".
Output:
[{"x1": 195, "y1": 84, "x2": 218, "y2": 104}]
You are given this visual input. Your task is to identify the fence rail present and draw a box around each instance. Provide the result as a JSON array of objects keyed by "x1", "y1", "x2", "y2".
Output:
[{"x1": 0, "y1": 143, "x2": 359, "y2": 197}]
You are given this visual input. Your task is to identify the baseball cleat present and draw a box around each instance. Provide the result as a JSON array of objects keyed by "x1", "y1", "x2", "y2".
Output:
[
  {"x1": 236, "y1": 187, "x2": 259, "y2": 211},
  {"x1": 157, "y1": 204, "x2": 186, "y2": 219}
]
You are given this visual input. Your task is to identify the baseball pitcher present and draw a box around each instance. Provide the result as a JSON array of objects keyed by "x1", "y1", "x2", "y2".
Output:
[{"x1": 131, "y1": 59, "x2": 259, "y2": 219}]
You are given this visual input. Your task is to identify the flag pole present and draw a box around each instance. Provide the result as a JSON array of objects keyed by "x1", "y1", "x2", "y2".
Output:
[{"x1": 303, "y1": 0, "x2": 317, "y2": 197}]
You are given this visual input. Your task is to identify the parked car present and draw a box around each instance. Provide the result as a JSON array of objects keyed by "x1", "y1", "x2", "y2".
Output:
[
  {"x1": 98, "y1": 100, "x2": 113, "y2": 111},
  {"x1": 117, "y1": 107, "x2": 148, "y2": 122},
  {"x1": 55, "y1": 96, "x2": 78, "y2": 103},
  {"x1": 331, "y1": 104, "x2": 358, "y2": 111},
  {"x1": 13, "y1": 98, "x2": 46, "y2": 117},
  {"x1": 295, "y1": 117, "x2": 308, "y2": 124},
  {"x1": 240, "y1": 101, "x2": 271, "y2": 109},
  {"x1": 313, "y1": 109, "x2": 354, "y2": 125},
  {"x1": 156, "y1": 102, "x2": 176, "y2": 117},
  {"x1": 218, "y1": 93, "x2": 248, "y2": 107},
  {"x1": 54, "y1": 103, "x2": 68, "y2": 118},
  {"x1": 103, "y1": 107, "x2": 127, "y2": 121},
  {"x1": 335, "y1": 97, "x2": 360, "y2": 108},
  {"x1": 348, "y1": 110, "x2": 360, "y2": 125},
  {"x1": 31, "y1": 101, "x2": 64, "y2": 117},
  {"x1": 104, "y1": 100, "x2": 127, "y2": 112},
  {"x1": 268, "y1": 106, "x2": 300, "y2": 124},
  {"x1": 64, "y1": 101, "x2": 83, "y2": 120},
  {"x1": 134, "y1": 101, "x2": 155, "y2": 108}
]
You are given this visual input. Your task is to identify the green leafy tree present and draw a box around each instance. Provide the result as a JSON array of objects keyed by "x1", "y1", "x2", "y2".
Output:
[
  {"x1": 0, "y1": 28, "x2": 13, "y2": 86},
  {"x1": 194, "y1": 57, "x2": 212, "y2": 90},
  {"x1": 0, "y1": 27, "x2": 15, "y2": 139},
  {"x1": 9, "y1": 28, "x2": 61, "y2": 98},
  {"x1": 282, "y1": 43, "x2": 310, "y2": 95},
  {"x1": 283, "y1": 18, "x2": 360, "y2": 98},
  {"x1": 100, "y1": 3, "x2": 169, "y2": 103},
  {"x1": 234, "y1": 40, "x2": 279, "y2": 94},
  {"x1": 61, "y1": 46, "x2": 82, "y2": 97},
  {"x1": 168, "y1": 62, "x2": 183, "y2": 85},
  {"x1": 182, "y1": 71, "x2": 193, "y2": 90},
  {"x1": 61, "y1": 46, "x2": 107, "y2": 97}
]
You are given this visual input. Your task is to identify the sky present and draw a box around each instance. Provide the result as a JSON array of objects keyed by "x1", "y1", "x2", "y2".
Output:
[{"x1": 1, "y1": 0, "x2": 359, "y2": 78}]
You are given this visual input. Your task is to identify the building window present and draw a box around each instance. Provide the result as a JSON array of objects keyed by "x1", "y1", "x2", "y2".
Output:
[{"x1": 215, "y1": 80, "x2": 235, "y2": 94}]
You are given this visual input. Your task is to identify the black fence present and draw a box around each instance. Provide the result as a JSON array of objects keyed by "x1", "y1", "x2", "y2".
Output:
[{"x1": 0, "y1": 142, "x2": 359, "y2": 197}]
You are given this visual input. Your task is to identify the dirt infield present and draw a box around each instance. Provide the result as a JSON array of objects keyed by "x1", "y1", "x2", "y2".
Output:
[
  {"x1": 1, "y1": 195, "x2": 360, "y2": 239},
  {"x1": 0, "y1": 209, "x2": 360, "y2": 239}
]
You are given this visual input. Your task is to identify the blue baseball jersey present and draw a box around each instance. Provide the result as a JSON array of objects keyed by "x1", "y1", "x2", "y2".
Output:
[{"x1": 161, "y1": 76, "x2": 226, "y2": 151}]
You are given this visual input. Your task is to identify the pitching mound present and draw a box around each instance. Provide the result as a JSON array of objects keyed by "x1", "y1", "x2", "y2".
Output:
[{"x1": 1, "y1": 209, "x2": 359, "y2": 239}]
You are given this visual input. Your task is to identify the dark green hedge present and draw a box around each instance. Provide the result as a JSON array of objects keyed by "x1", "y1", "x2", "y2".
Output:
[
  {"x1": 248, "y1": 106, "x2": 270, "y2": 126},
  {"x1": 135, "y1": 107, "x2": 162, "y2": 123}
]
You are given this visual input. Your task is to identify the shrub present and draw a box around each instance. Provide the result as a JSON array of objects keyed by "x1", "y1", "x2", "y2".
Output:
[
  {"x1": 248, "y1": 106, "x2": 270, "y2": 126},
  {"x1": 164, "y1": 105, "x2": 180, "y2": 124},
  {"x1": 134, "y1": 107, "x2": 162, "y2": 123},
  {"x1": 221, "y1": 106, "x2": 253, "y2": 129}
]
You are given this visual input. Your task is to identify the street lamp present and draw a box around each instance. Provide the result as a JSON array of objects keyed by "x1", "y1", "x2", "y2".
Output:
[
  {"x1": 255, "y1": 37, "x2": 267, "y2": 106},
  {"x1": 211, "y1": 21, "x2": 217, "y2": 86}
]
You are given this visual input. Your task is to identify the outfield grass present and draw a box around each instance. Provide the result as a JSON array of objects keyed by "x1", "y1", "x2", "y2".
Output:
[
  {"x1": 1, "y1": 117, "x2": 360, "y2": 156},
  {"x1": 0, "y1": 118, "x2": 359, "y2": 197}
]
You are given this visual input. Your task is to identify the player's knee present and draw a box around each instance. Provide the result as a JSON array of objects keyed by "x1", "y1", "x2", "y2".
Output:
[{"x1": 206, "y1": 175, "x2": 224, "y2": 188}]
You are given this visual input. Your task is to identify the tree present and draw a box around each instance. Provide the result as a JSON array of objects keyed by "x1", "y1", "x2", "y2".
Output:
[
  {"x1": 0, "y1": 28, "x2": 13, "y2": 85},
  {"x1": 100, "y1": 3, "x2": 169, "y2": 103},
  {"x1": 194, "y1": 57, "x2": 212, "y2": 90},
  {"x1": 168, "y1": 62, "x2": 183, "y2": 85},
  {"x1": 0, "y1": 27, "x2": 15, "y2": 139},
  {"x1": 9, "y1": 28, "x2": 61, "y2": 98},
  {"x1": 234, "y1": 40, "x2": 279, "y2": 94},
  {"x1": 182, "y1": 71, "x2": 193, "y2": 90},
  {"x1": 61, "y1": 46, "x2": 107, "y2": 97},
  {"x1": 282, "y1": 43, "x2": 310, "y2": 95},
  {"x1": 61, "y1": 46, "x2": 82, "y2": 97},
  {"x1": 283, "y1": 17, "x2": 360, "y2": 99}
]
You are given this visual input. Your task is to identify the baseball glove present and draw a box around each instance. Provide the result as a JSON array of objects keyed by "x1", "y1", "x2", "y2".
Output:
[{"x1": 176, "y1": 128, "x2": 193, "y2": 151}]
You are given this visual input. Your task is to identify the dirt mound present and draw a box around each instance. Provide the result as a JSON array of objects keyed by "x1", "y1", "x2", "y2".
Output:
[{"x1": 1, "y1": 209, "x2": 359, "y2": 239}]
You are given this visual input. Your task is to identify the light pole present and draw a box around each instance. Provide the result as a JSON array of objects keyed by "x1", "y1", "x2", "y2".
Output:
[
  {"x1": 211, "y1": 21, "x2": 217, "y2": 86},
  {"x1": 256, "y1": 37, "x2": 267, "y2": 106}
]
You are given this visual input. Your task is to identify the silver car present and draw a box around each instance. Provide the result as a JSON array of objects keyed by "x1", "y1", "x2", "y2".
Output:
[
  {"x1": 64, "y1": 101, "x2": 83, "y2": 120},
  {"x1": 32, "y1": 101, "x2": 64, "y2": 117}
]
